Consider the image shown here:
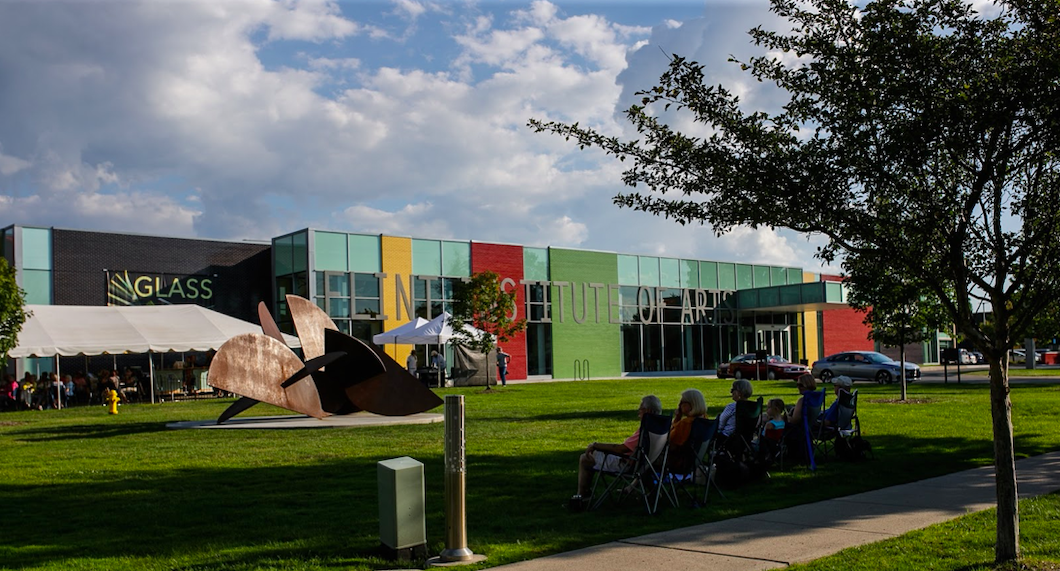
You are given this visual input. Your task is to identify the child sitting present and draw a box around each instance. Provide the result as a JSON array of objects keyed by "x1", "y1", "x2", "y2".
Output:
[{"x1": 761, "y1": 398, "x2": 786, "y2": 443}]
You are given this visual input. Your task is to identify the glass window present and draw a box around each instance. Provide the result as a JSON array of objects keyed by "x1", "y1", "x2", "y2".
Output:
[
  {"x1": 21, "y1": 269, "x2": 52, "y2": 304},
  {"x1": 680, "y1": 260, "x2": 699, "y2": 289},
  {"x1": 3, "y1": 227, "x2": 14, "y2": 264},
  {"x1": 293, "y1": 272, "x2": 307, "y2": 297},
  {"x1": 771, "y1": 266, "x2": 787, "y2": 286},
  {"x1": 523, "y1": 247, "x2": 549, "y2": 281},
  {"x1": 328, "y1": 273, "x2": 350, "y2": 296},
  {"x1": 753, "y1": 265, "x2": 770, "y2": 288},
  {"x1": 274, "y1": 235, "x2": 293, "y2": 276},
  {"x1": 412, "y1": 239, "x2": 442, "y2": 276},
  {"x1": 328, "y1": 298, "x2": 350, "y2": 319},
  {"x1": 354, "y1": 273, "x2": 379, "y2": 297},
  {"x1": 659, "y1": 258, "x2": 680, "y2": 288},
  {"x1": 787, "y1": 268, "x2": 803, "y2": 285},
  {"x1": 717, "y1": 263, "x2": 736, "y2": 290},
  {"x1": 736, "y1": 264, "x2": 753, "y2": 290},
  {"x1": 700, "y1": 261, "x2": 719, "y2": 290},
  {"x1": 638, "y1": 256, "x2": 660, "y2": 287},
  {"x1": 442, "y1": 241, "x2": 470, "y2": 277},
  {"x1": 348, "y1": 234, "x2": 381, "y2": 273},
  {"x1": 314, "y1": 231, "x2": 348, "y2": 272},
  {"x1": 20, "y1": 227, "x2": 51, "y2": 270},
  {"x1": 291, "y1": 231, "x2": 308, "y2": 273},
  {"x1": 277, "y1": 275, "x2": 294, "y2": 302},
  {"x1": 354, "y1": 299, "x2": 381, "y2": 317},
  {"x1": 617, "y1": 255, "x2": 639, "y2": 285}
]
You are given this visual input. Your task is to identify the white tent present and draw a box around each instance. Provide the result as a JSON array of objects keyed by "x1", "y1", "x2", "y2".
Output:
[
  {"x1": 8, "y1": 304, "x2": 299, "y2": 358},
  {"x1": 372, "y1": 317, "x2": 429, "y2": 346},
  {"x1": 395, "y1": 312, "x2": 493, "y2": 345}
]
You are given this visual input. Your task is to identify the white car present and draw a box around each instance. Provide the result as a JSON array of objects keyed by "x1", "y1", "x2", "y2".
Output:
[{"x1": 1011, "y1": 349, "x2": 1040, "y2": 364}]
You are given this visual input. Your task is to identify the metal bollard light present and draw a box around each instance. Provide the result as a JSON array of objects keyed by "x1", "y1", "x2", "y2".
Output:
[{"x1": 431, "y1": 394, "x2": 485, "y2": 565}]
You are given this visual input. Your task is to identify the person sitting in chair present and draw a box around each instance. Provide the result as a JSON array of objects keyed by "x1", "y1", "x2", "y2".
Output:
[
  {"x1": 670, "y1": 388, "x2": 708, "y2": 448},
  {"x1": 784, "y1": 373, "x2": 821, "y2": 462},
  {"x1": 715, "y1": 379, "x2": 753, "y2": 450},
  {"x1": 821, "y1": 375, "x2": 853, "y2": 429},
  {"x1": 571, "y1": 394, "x2": 663, "y2": 510}
]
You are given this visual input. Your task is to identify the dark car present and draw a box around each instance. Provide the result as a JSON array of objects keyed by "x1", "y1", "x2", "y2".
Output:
[
  {"x1": 717, "y1": 354, "x2": 810, "y2": 381},
  {"x1": 811, "y1": 351, "x2": 921, "y2": 384}
]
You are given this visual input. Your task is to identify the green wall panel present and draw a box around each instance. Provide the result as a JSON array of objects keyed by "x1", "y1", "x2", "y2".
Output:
[
  {"x1": 770, "y1": 266, "x2": 786, "y2": 286},
  {"x1": 788, "y1": 268, "x2": 803, "y2": 284},
  {"x1": 442, "y1": 241, "x2": 470, "y2": 277},
  {"x1": 274, "y1": 235, "x2": 293, "y2": 276},
  {"x1": 412, "y1": 239, "x2": 441, "y2": 275},
  {"x1": 736, "y1": 264, "x2": 753, "y2": 290},
  {"x1": 549, "y1": 249, "x2": 621, "y2": 378}
]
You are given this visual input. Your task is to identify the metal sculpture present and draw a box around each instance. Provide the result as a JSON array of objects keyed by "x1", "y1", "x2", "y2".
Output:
[{"x1": 209, "y1": 295, "x2": 443, "y2": 424}]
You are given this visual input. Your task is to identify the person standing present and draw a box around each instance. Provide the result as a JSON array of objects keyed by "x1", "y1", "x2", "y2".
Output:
[
  {"x1": 406, "y1": 350, "x2": 418, "y2": 376},
  {"x1": 431, "y1": 350, "x2": 447, "y2": 388},
  {"x1": 497, "y1": 347, "x2": 511, "y2": 386}
]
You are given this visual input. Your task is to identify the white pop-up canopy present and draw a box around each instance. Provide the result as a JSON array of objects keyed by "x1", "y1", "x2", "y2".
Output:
[
  {"x1": 395, "y1": 312, "x2": 493, "y2": 345},
  {"x1": 8, "y1": 304, "x2": 300, "y2": 358},
  {"x1": 372, "y1": 317, "x2": 429, "y2": 346}
]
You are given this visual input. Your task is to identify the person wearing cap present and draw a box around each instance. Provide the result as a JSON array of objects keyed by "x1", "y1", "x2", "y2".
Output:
[{"x1": 821, "y1": 375, "x2": 853, "y2": 429}]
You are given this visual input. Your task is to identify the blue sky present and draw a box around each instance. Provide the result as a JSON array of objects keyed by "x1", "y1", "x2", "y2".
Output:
[{"x1": 0, "y1": 0, "x2": 833, "y2": 272}]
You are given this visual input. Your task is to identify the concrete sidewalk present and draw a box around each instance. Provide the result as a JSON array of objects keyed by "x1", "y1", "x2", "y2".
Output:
[{"x1": 494, "y1": 451, "x2": 1060, "y2": 570}]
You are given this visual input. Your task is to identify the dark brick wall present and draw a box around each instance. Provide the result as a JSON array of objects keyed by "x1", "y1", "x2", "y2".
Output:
[
  {"x1": 471, "y1": 242, "x2": 526, "y2": 380},
  {"x1": 51, "y1": 229, "x2": 271, "y2": 322}
]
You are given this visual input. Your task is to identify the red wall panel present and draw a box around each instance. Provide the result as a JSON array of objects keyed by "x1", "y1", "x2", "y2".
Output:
[
  {"x1": 819, "y1": 274, "x2": 873, "y2": 355},
  {"x1": 470, "y1": 242, "x2": 527, "y2": 380}
]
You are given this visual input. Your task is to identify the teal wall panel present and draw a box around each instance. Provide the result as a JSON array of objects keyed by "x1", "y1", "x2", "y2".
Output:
[
  {"x1": 314, "y1": 231, "x2": 348, "y2": 271},
  {"x1": 680, "y1": 260, "x2": 699, "y2": 289},
  {"x1": 659, "y1": 258, "x2": 680, "y2": 288},
  {"x1": 700, "y1": 261, "x2": 718, "y2": 290},
  {"x1": 348, "y1": 234, "x2": 381, "y2": 273},
  {"x1": 524, "y1": 248, "x2": 549, "y2": 280},
  {"x1": 549, "y1": 249, "x2": 621, "y2": 378},
  {"x1": 22, "y1": 269, "x2": 52, "y2": 304},
  {"x1": 717, "y1": 263, "x2": 735, "y2": 290},
  {"x1": 736, "y1": 264, "x2": 753, "y2": 289},
  {"x1": 753, "y1": 265, "x2": 770, "y2": 288},
  {"x1": 21, "y1": 227, "x2": 51, "y2": 270},
  {"x1": 412, "y1": 239, "x2": 441, "y2": 275}
]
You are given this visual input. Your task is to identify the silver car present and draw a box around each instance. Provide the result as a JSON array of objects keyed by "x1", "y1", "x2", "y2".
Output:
[{"x1": 811, "y1": 351, "x2": 921, "y2": 384}]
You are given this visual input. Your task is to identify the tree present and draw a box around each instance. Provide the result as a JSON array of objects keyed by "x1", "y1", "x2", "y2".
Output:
[
  {"x1": 845, "y1": 259, "x2": 949, "y2": 400},
  {"x1": 1, "y1": 257, "x2": 29, "y2": 371},
  {"x1": 531, "y1": 0, "x2": 1060, "y2": 561},
  {"x1": 449, "y1": 271, "x2": 526, "y2": 389}
]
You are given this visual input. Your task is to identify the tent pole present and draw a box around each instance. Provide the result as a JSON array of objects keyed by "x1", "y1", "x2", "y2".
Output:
[
  {"x1": 149, "y1": 351, "x2": 155, "y2": 405},
  {"x1": 55, "y1": 355, "x2": 62, "y2": 409}
]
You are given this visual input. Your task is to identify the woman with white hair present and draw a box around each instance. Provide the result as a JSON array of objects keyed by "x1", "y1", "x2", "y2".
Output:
[{"x1": 717, "y1": 379, "x2": 754, "y2": 438}]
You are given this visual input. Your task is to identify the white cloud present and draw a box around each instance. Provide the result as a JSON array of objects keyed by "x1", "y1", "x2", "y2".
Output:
[{"x1": 0, "y1": 0, "x2": 828, "y2": 275}]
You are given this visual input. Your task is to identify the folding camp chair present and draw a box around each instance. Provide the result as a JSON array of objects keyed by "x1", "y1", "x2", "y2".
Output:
[
  {"x1": 665, "y1": 416, "x2": 725, "y2": 507},
  {"x1": 814, "y1": 389, "x2": 857, "y2": 459},
  {"x1": 784, "y1": 388, "x2": 825, "y2": 470},
  {"x1": 730, "y1": 397, "x2": 764, "y2": 462},
  {"x1": 589, "y1": 412, "x2": 673, "y2": 514}
]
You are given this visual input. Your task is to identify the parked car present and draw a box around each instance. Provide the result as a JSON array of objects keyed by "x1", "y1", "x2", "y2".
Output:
[
  {"x1": 717, "y1": 354, "x2": 810, "y2": 381},
  {"x1": 943, "y1": 348, "x2": 976, "y2": 365},
  {"x1": 970, "y1": 351, "x2": 984, "y2": 364},
  {"x1": 811, "y1": 351, "x2": 921, "y2": 384},
  {"x1": 1011, "y1": 349, "x2": 1041, "y2": 364}
]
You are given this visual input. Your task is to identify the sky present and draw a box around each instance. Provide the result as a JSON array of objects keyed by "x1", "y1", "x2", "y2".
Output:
[{"x1": 0, "y1": 0, "x2": 836, "y2": 272}]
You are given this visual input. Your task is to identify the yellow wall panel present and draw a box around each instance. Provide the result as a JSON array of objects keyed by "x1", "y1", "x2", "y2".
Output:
[
  {"x1": 381, "y1": 236, "x2": 413, "y2": 361},
  {"x1": 802, "y1": 271, "x2": 820, "y2": 363}
]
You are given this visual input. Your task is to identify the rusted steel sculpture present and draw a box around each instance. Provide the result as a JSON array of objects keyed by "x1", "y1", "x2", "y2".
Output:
[{"x1": 209, "y1": 295, "x2": 443, "y2": 424}]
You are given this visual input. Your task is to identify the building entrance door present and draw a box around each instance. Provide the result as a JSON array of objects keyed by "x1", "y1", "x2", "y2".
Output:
[{"x1": 757, "y1": 326, "x2": 792, "y2": 361}]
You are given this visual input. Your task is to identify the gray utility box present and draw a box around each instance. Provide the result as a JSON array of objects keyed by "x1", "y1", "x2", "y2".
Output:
[{"x1": 378, "y1": 456, "x2": 427, "y2": 559}]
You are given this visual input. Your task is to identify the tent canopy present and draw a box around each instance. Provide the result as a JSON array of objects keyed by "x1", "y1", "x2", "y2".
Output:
[
  {"x1": 392, "y1": 312, "x2": 493, "y2": 346},
  {"x1": 372, "y1": 317, "x2": 429, "y2": 345},
  {"x1": 8, "y1": 304, "x2": 300, "y2": 358}
]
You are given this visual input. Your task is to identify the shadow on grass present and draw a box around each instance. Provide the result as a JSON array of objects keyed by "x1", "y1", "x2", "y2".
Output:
[
  {"x1": 1, "y1": 418, "x2": 1056, "y2": 570},
  {"x1": 5, "y1": 421, "x2": 171, "y2": 442}
]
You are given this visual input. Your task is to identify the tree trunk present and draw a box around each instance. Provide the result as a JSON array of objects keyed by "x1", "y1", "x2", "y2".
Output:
[{"x1": 988, "y1": 356, "x2": 1020, "y2": 562}]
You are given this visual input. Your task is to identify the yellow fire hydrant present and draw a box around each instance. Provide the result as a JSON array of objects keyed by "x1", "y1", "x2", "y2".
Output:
[{"x1": 105, "y1": 387, "x2": 120, "y2": 415}]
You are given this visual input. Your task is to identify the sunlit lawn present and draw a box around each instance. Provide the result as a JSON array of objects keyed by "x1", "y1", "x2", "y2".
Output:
[{"x1": 2, "y1": 379, "x2": 1059, "y2": 570}]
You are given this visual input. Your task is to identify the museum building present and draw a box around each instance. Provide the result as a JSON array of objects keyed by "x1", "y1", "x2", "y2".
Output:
[{"x1": 4, "y1": 223, "x2": 894, "y2": 381}]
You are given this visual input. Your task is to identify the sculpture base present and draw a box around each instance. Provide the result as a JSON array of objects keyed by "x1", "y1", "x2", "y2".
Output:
[{"x1": 426, "y1": 554, "x2": 487, "y2": 567}]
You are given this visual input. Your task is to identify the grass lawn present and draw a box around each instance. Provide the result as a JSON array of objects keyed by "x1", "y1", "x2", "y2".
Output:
[
  {"x1": 2, "y1": 379, "x2": 1060, "y2": 570},
  {"x1": 787, "y1": 492, "x2": 1060, "y2": 571}
]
